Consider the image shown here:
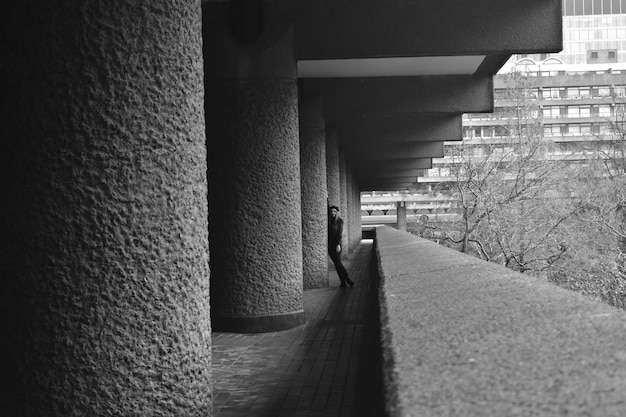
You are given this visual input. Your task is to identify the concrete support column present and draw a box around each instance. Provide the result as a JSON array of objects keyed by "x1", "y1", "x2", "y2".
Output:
[
  {"x1": 2, "y1": 2, "x2": 211, "y2": 415},
  {"x1": 299, "y1": 96, "x2": 329, "y2": 289},
  {"x1": 346, "y1": 166, "x2": 358, "y2": 251},
  {"x1": 205, "y1": 19, "x2": 304, "y2": 332},
  {"x1": 351, "y1": 177, "x2": 362, "y2": 248},
  {"x1": 326, "y1": 132, "x2": 341, "y2": 208},
  {"x1": 339, "y1": 150, "x2": 350, "y2": 254},
  {"x1": 397, "y1": 201, "x2": 408, "y2": 232}
]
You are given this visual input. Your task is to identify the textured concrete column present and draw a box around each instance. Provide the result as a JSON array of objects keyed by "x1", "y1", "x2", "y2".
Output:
[
  {"x1": 346, "y1": 166, "x2": 358, "y2": 251},
  {"x1": 205, "y1": 20, "x2": 304, "y2": 332},
  {"x1": 300, "y1": 96, "x2": 329, "y2": 289},
  {"x1": 326, "y1": 132, "x2": 341, "y2": 207},
  {"x1": 2, "y1": 2, "x2": 211, "y2": 415},
  {"x1": 397, "y1": 201, "x2": 408, "y2": 231},
  {"x1": 326, "y1": 132, "x2": 341, "y2": 269},
  {"x1": 339, "y1": 150, "x2": 350, "y2": 253},
  {"x1": 350, "y1": 174, "x2": 362, "y2": 249}
]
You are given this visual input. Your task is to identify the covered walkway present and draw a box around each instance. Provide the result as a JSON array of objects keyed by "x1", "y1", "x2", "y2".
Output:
[{"x1": 211, "y1": 241, "x2": 384, "y2": 417}]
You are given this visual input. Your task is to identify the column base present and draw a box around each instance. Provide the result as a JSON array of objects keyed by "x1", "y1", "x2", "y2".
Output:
[{"x1": 212, "y1": 310, "x2": 305, "y2": 333}]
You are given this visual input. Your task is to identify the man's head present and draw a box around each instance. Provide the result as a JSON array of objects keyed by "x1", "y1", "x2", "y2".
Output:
[{"x1": 329, "y1": 205, "x2": 339, "y2": 218}]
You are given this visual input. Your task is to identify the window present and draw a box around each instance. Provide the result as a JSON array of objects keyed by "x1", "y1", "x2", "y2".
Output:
[
  {"x1": 599, "y1": 105, "x2": 612, "y2": 117},
  {"x1": 581, "y1": 124, "x2": 592, "y2": 135},
  {"x1": 609, "y1": 51, "x2": 616, "y2": 58},
  {"x1": 568, "y1": 107, "x2": 581, "y2": 117},
  {"x1": 581, "y1": 106, "x2": 591, "y2": 117},
  {"x1": 591, "y1": 51, "x2": 599, "y2": 59}
]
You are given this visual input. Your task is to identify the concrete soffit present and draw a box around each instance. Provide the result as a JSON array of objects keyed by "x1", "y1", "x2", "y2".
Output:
[{"x1": 203, "y1": 0, "x2": 563, "y2": 192}]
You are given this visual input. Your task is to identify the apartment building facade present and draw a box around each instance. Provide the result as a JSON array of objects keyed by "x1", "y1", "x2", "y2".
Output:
[{"x1": 419, "y1": 3, "x2": 626, "y2": 194}]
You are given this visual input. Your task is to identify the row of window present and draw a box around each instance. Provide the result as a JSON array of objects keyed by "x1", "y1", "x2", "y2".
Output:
[
  {"x1": 566, "y1": 28, "x2": 626, "y2": 41},
  {"x1": 494, "y1": 85, "x2": 625, "y2": 100},
  {"x1": 563, "y1": 0, "x2": 626, "y2": 16},
  {"x1": 463, "y1": 122, "x2": 618, "y2": 138},
  {"x1": 542, "y1": 104, "x2": 616, "y2": 117},
  {"x1": 564, "y1": 14, "x2": 626, "y2": 28},
  {"x1": 426, "y1": 158, "x2": 615, "y2": 179},
  {"x1": 466, "y1": 104, "x2": 625, "y2": 121}
]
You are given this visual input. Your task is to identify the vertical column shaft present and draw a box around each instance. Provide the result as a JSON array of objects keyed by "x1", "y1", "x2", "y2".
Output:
[
  {"x1": 397, "y1": 201, "x2": 408, "y2": 232},
  {"x1": 300, "y1": 95, "x2": 329, "y2": 289},
  {"x1": 339, "y1": 150, "x2": 350, "y2": 253},
  {"x1": 326, "y1": 132, "x2": 341, "y2": 208},
  {"x1": 204, "y1": 17, "x2": 304, "y2": 332},
  {"x1": 2, "y1": 2, "x2": 211, "y2": 415}
]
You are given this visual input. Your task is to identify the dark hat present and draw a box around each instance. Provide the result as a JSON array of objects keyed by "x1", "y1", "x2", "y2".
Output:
[{"x1": 329, "y1": 205, "x2": 339, "y2": 211}]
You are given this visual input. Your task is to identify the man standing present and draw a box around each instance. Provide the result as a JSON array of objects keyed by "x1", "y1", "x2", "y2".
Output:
[{"x1": 328, "y1": 205, "x2": 354, "y2": 288}]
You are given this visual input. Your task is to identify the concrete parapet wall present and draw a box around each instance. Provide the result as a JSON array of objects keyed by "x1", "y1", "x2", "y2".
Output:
[{"x1": 375, "y1": 226, "x2": 626, "y2": 417}]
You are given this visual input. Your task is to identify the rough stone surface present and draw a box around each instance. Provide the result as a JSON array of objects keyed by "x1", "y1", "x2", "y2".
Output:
[
  {"x1": 376, "y1": 226, "x2": 626, "y2": 417},
  {"x1": 207, "y1": 77, "x2": 304, "y2": 322},
  {"x1": 300, "y1": 127, "x2": 329, "y2": 289},
  {"x1": 326, "y1": 133, "x2": 341, "y2": 208},
  {"x1": 2, "y1": 2, "x2": 211, "y2": 416},
  {"x1": 339, "y1": 152, "x2": 350, "y2": 253}
]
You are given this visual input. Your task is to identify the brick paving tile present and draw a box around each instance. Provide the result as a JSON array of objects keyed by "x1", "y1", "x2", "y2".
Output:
[{"x1": 212, "y1": 240, "x2": 384, "y2": 417}]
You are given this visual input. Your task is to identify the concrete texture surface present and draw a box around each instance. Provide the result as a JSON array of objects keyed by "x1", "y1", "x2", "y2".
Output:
[
  {"x1": 2, "y1": 1, "x2": 211, "y2": 415},
  {"x1": 376, "y1": 226, "x2": 626, "y2": 417}
]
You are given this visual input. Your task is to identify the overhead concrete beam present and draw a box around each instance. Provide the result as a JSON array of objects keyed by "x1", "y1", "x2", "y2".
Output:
[
  {"x1": 354, "y1": 169, "x2": 425, "y2": 179},
  {"x1": 336, "y1": 113, "x2": 462, "y2": 145},
  {"x1": 349, "y1": 159, "x2": 433, "y2": 171},
  {"x1": 359, "y1": 183, "x2": 416, "y2": 192},
  {"x1": 344, "y1": 141, "x2": 444, "y2": 161},
  {"x1": 292, "y1": 0, "x2": 562, "y2": 60},
  {"x1": 303, "y1": 75, "x2": 493, "y2": 124}
]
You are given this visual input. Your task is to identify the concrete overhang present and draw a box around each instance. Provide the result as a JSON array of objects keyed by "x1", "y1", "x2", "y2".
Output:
[
  {"x1": 204, "y1": 0, "x2": 561, "y2": 78},
  {"x1": 304, "y1": 75, "x2": 493, "y2": 123},
  {"x1": 203, "y1": 0, "x2": 563, "y2": 192},
  {"x1": 344, "y1": 142, "x2": 444, "y2": 161},
  {"x1": 349, "y1": 159, "x2": 433, "y2": 172},
  {"x1": 335, "y1": 113, "x2": 462, "y2": 145},
  {"x1": 358, "y1": 182, "x2": 417, "y2": 192},
  {"x1": 354, "y1": 169, "x2": 425, "y2": 179},
  {"x1": 292, "y1": 0, "x2": 562, "y2": 61}
]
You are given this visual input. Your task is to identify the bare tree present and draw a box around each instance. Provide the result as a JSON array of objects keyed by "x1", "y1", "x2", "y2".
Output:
[
  {"x1": 435, "y1": 71, "x2": 570, "y2": 275},
  {"x1": 549, "y1": 89, "x2": 626, "y2": 307}
]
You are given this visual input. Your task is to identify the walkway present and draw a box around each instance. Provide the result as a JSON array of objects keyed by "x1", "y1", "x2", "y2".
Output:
[{"x1": 211, "y1": 240, "x2": 384, "y2": 417}]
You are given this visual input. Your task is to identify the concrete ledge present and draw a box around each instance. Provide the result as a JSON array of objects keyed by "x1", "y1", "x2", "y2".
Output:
[{"x1": 374, "y1": 226, "x2": 626, "y2": 417}]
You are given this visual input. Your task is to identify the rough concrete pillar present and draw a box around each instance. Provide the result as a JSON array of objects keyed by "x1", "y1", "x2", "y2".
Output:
[
  {"x1": 326, "y1": 132, "x2": 341, "y2": 208},
  {"x1": 299, "y1": 95, "x2": 329, "y2": 289},
  {"x1": 397, "y1": 201, "x2": 408, "y2": 232},
  {"x1": 339, "y1": 150, "x2": 350, "y2": 253},
  {"x1": 350, "y1": 175, "x2": 362, "y2": 249},
  {"x1": 346, "y1": 166, "x2": 358, "y2": 251},
  {"x1": 205, "y1": 18, "x2": 304, "y2": 332},
  {"x1": 1, "y1": 2, "x2": 211, "y2": 415}
]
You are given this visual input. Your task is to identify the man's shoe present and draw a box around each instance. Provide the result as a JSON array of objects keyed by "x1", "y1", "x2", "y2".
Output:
[{"x1": 339, "y1": 283, "x2": 347, "y2": 289}]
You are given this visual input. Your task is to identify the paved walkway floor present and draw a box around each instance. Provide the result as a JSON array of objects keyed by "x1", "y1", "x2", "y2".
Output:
[{"x1": 211, "y1": 240, "x2": 384, "y2": 417}]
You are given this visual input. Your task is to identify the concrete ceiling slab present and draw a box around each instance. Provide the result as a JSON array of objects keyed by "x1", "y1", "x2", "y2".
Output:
[{"x1": 335, "y1": 113, "x2": 462, "y2": 145}]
